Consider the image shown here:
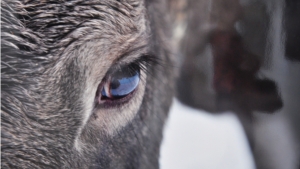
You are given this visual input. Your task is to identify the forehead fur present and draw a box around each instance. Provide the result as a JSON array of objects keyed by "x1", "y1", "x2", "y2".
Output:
[{"x1": 1, "y1": 0, "x2": 146, "y2": 68}]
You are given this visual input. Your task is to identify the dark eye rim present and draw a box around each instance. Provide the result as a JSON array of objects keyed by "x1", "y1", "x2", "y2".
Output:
[{"x1": 96, "y1": 87, "x2": 138, "y2": 109}]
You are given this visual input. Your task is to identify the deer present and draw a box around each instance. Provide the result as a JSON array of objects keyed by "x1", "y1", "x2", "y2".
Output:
[
  {"x1": 1, "y1": 0, "x2": 176, "y2": 168},
  {"x1": 3, "y1": 0, "x2": 300, "y2": 169}
]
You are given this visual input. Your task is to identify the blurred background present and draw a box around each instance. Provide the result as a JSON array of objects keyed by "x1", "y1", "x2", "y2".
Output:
[
  {"x1": 160, "y1": 99, "x2": 255, "y2": 169},
  {"x1": 160, "y1": 0, "x2": 300, "y2": 168}
]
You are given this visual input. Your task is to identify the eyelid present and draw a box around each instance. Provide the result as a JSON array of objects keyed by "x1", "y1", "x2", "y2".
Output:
[
  {"x1": 106, "y1": 54, "x2": 159, "y2": 76},
  {"x1": 96, "y1": 54, "x2": 158, "y2": 102}
]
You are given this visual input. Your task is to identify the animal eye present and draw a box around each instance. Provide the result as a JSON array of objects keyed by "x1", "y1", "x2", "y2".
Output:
[{"x1": 99, "y1": 63, "x2": 140, "y2": 102}]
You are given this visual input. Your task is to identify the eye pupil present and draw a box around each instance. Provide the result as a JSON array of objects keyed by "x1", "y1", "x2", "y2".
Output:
[
  {"x1": 100, "y1": 66, "x2": 140, "y2": 101},
  {"x1": 110, "y1": 71, "x2": 139, "y2": 97},
  {"x1": 111, "y1": 79, "x2": 121, "y2": 89}
]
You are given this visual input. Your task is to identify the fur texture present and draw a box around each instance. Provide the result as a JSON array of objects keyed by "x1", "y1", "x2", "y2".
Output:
[{"x1": 1, "y1": 0, "x2": 175, "y2": 168}]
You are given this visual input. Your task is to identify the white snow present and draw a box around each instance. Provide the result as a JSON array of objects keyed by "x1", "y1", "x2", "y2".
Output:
[{"x1": 160, "y1": 99, "x2": 255, "y2": 169}]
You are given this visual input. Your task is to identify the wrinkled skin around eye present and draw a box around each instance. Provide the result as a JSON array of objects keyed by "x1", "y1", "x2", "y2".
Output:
[{"x1": 101, "y1": 69, "x2": 140, "y2": 99}]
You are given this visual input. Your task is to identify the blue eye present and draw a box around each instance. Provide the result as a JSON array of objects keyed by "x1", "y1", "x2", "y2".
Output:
[{"x1": 101, "y1": 66, "x2": 140, "y2": 100}]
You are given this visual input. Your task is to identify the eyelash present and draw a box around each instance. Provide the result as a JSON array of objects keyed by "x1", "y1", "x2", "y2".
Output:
[
  {"x1": 94, "y1": 55, "x2": 158, "y2": 108},
  {"x1": 122, "y1": 55, "x2": 158, "y2": 76}
]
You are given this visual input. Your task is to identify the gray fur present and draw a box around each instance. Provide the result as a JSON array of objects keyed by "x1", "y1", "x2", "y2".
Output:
[{"x1": 1, "y1": 0, "x2": 175, "y2": 168}]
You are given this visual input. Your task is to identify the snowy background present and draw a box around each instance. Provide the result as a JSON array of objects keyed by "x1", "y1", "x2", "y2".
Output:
[{"x1": 160, "y1": 99, "x2": 255, "y2": 169}]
